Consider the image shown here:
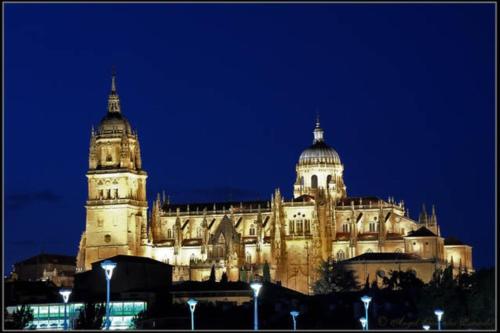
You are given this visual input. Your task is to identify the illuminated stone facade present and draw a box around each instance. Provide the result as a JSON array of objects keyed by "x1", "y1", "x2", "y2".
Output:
[{"x1": 76, "y1": 74, "x2": 473, "y2": 294}]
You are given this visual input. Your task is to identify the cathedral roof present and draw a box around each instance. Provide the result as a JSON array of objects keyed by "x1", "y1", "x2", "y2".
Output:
[
  {"x1": 98, "y1": 112, "x2": 132, "y2": 135},
  {"x1": 298, "y1": 119, "x2": 342, "y2": 166},
  {"x1": 162, "y1": 200, "x2": 270, "y2": 213},
  {"x1": 406, "y1": 226, "x2": 437, "y2": 237},
  {"x1": 343, "y1": 252, "x2": 422, "y2": 262},
  {"x1": 337, "y1": 196, "x2": 382, "y2": 206},
  {"x1": 15, "y1": 253, "x2": 76, "y2": 267}
]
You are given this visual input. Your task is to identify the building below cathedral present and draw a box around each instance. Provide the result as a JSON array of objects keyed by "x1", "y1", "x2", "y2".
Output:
[{"x1": 76, "y1": 73, "x2": 473, "y2": 294}]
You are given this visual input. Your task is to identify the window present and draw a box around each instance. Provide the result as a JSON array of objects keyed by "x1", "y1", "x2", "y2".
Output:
[
  {"x1": 300, "y1": 176, "x2": 304, "y2": 186},
  {"x1": 369, "y1": 223, "x2": 375, "y2": 232},
  {"x1": 342, "y1": 224, "x2": 349, "y2": 232},
  {"x1": 249, "y1": 225, "x2": 256, "y2": 236},
  {"x1": 305, "y1": 220, "x2": 310, "y2": 234},
  {"x1": 97, "y1": 219, "x2": 103, "y2": 227},
  {"x1": 336, "y1": 250, "x2": 345, "y2": 261},
  {"x1": 311, "y1": 175, "x2": 318, "y2": 188},
  {"x1": 296, "y1": 220, "x2": 304, "y2": 234},
  {"x1": 104, "y1": 235, "x2": 111, "y2": 243},
  {"x1": 99, "y1": 190, "x2": 104, "y2": 199},
  {"x1": 114, "y1": 189, "x2": 119, "y2": 198},
  {"x1": 401, "y1": 228, "x2": 405, "y2": 235},
  {"x1": 246, "y1": 252, "x2": 252, "y2": 263},
  {"x1": 167, "y1": 229, "x2": 172, "y2": 238},
  {"x1": 326, "y1": 175, "x2": 332, "y2": 186},
  {"x1": 106, "y1": 189, "x2": 111, "y2": 199},
  {"x1": 289, "y1": 221, "x2": 295, "y2": 234},
  {"x1": 106, "y1": 154, "x2": 112, "y2": 162}
]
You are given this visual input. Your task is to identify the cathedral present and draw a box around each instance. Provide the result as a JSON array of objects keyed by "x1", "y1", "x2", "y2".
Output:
[{"x1": 76, "y1": 73, "x2": 473, "y2": 294}]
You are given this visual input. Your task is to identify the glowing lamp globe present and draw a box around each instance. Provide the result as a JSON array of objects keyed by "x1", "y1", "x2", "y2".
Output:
[
  {"x1": 250, "y1": 282, "x2": 263, "y2": 297},
  {"x1": 59, "y1": 289, "x2": 72, "y2": 303},
  {"x1": 100, "y1": 260, "x2": 117, "y2": 280}
]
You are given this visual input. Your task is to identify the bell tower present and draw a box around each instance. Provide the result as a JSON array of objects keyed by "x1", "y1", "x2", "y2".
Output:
[{"x1": 77, "y1": 70, "x2": 148, "y2": 271}]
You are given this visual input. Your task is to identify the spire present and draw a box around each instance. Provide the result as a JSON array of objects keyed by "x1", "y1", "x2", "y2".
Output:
[
  {"x1": 111, "y1": 66, "x2": 117, "y2": 93},
  {"x1": 418, "y1": 204, "x2": 428, "y2": 225},
  {"x1": 107, "y1": 67, "x2": 121, "y2": 113},
  {"x1": 430, "y1": 205, "x2": 437, "y2": 226},
  {"x1": 313, "y1": 115, "x2": 325, "y2": 144}
]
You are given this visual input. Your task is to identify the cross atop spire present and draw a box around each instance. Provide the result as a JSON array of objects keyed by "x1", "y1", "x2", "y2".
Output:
[
  {"x1": 111, "y1": 65, "x2": 117, "y2": 94},
  {"x1": 107, "y1": 67, "x2": 121, "y2": 113},
  {"x1": 313, "y1": 113, "x2": 324, "y2": 144}
]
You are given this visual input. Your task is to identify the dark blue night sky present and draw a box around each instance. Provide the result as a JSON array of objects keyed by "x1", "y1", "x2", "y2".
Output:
[{"x1": 4, "y1": 3, "x2": 495, "y2": 273}]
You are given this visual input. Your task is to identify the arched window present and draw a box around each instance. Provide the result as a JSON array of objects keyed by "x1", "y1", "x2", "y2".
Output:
[
  {"x1": 249, "y1": 224, "x2": 256, "y2": 236},
  {"x1": 296, "y1": 220, "x2": 304, "y2": 234},
  {"x1": 300, "y1": 176, "x2": 304, "y2": 186},
  {"x1": 167, "y1": 229, "x2": 172, "y2": 239},
  {"x1": 311, "y1": 175, "x2": 318, "y2": 188},
  {"x1": 289, "y1": 221, "x2": 295, "y2": 234},
  {"x1": 342, "y1": 224, "x2": 349, "y2": 232},
  {"x1": 304, "y1": 220, "x2": 310, "y2": 234},
  {"x1": 326, "y1": 175, "x2": 332, "y2": 187},
  {"x1": 336, "y1": 250, "x2": 345, "y2": 261}
]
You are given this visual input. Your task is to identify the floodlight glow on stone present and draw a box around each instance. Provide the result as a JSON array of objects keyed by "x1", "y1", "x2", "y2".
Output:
[{"x1": 423, "y1": 325, "x2": 430, "y2": 330}]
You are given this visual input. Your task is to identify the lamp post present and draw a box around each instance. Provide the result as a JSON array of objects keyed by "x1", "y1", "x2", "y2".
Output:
[
  {"x1": 187, "y1": 299, "x2": 198, "y2": 330},
  {"x1": 423, "y1": 325, "x2": 430, "y2": 330},
  {"x1": 290, "y1": 311, "x2": 299, "y2": 331},
  {"x1": 434, "y1": 309, "x2": 444, "y2": 330},
  {"x1": 360, "y1": 296, "x2": 372, "y2": 330},
  {"x1": 250, "y1": 282, "x2": 262, "y2": 331},
  {"x1": 100, "y1": 260, "x2": 117, "y2": 330},
  {"x1": 59, "y1": 289, "x2": 72, "y2": 330},
  {"x1": 359, "y1": 317, "x2": 367, "y2": 331}
]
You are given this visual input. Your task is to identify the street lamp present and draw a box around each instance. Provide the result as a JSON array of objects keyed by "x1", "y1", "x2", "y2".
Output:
[
  {"x1": 59, "y1": 289, "x2": 72, "y2": 330},
  {"x1": 290, "y1": 311, "x2": 299, "y2": 331},
  {"x1": 434, "y1": 309, "x2": 444, "y2": 330},
  {"x1": 250, "y1": 282, "x2": 262, "y2": 331},
  {"x1": 423, "y1": 325, "x2": 430, "y2": 330},
  {"x1": 187, "y1": 299, "x2": 198, "y2": 330},
  {"x1": 360, "y1": 296, "x2": 372, "y2": 330},
  {"x1": 359, "y1": 317, "x2": 367, "y2": 330},
  {"x1": 100, "y1": 260, "x2": 117, "y2": 330}
]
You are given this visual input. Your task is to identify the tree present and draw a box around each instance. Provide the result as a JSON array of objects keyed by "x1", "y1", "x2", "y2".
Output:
[
  {"x1": 382, "y1": 269, "x2": 424, "y2": 291},
  {"x1": 263, "y1": 261, "x2": 271, "y2": 282},
  {"x1": 209, "y1": 264, "x2": 216, "y2": 283},
  {"x1": 74, "y1": 302, "x2": 106, "y2": 329},
  {"x1": 312, "y1": 257, "x2": 359, "y2": 294},
  {"x1": 129, "y1": 309, "x2": 148, "y2": 329},
  {"x1": 6, "y1": 304, "x2": 34, "y2": 329}
]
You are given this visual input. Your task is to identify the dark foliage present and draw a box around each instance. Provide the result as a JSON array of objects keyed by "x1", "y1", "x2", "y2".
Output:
[
  {"x1": 312, "y1": 257, "x2": 359, "y2": 294},
  {"x1": 4, "y1": 304, "x2": 34, "y2": 329}
]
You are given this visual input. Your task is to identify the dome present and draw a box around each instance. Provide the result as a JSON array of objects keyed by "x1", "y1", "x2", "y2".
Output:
[
  {"x1": 299, "y1": 141, "x2": 341, "y2": 165},
  {"x1": 298, "y1": 120, "x2": 341, "y2": 165},
  {"x1": 98, "y1": 112, "x2": 132, "y2": 134}
]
